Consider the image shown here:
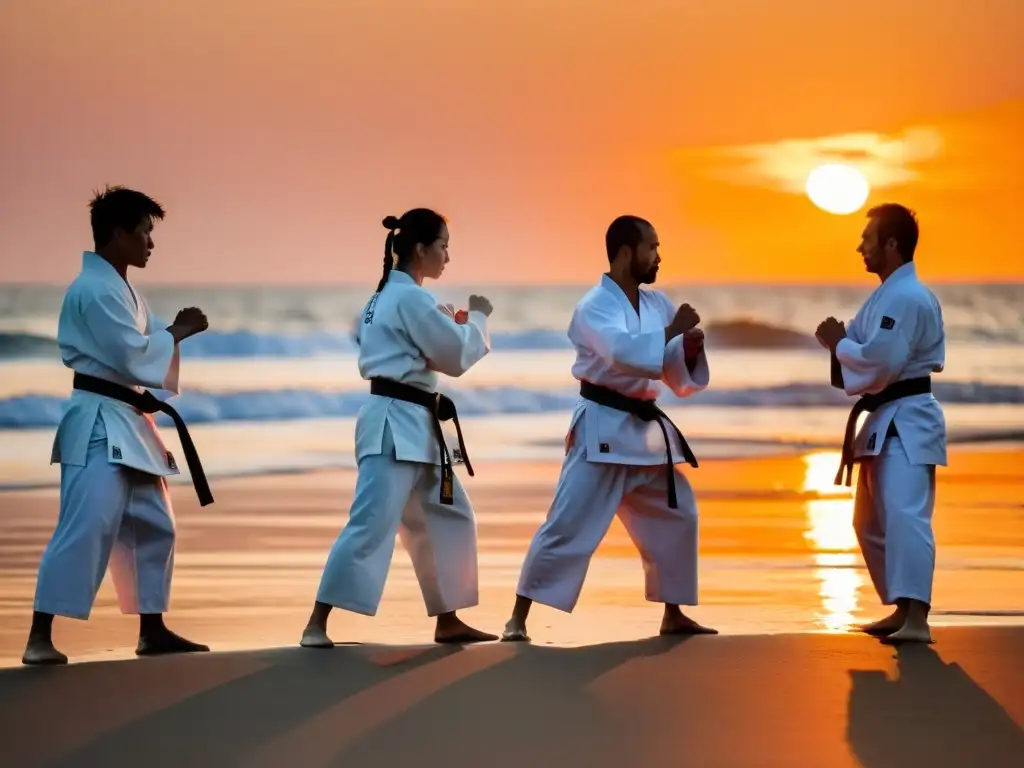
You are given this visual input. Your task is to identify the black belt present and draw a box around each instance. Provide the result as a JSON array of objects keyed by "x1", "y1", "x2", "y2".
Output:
[
  {"x1": 72, "y1": 372, "x2": 214, "y2": 506},
  {"x1": 579, "y1": 380, "x2": 697, "y2": 509},
  {"x1": 834, "y1": 376, "x2": 931, "y2": 486},
  {"x1": 369, "y1": 377, "x2": 473, "y2": 505}
]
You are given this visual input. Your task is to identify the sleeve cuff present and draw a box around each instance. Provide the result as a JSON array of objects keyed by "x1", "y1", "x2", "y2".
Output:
[
  {"x1": 467, "y1": 310, "x2": 490, "y2": 343},
  {"x1": 685, "y1": 348, "x2": 710, "y2": 389},
  {"x1": 148, "y1": 329, "x2": 180, "y2": 394},
  {"x1": 834, "y1": 337, "x2": 856, "y2": 364}
]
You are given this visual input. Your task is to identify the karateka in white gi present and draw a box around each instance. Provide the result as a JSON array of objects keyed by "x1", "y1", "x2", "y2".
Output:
[
  {"x1": 816, "y1": 203, "x2": 946, "y2": 645},
  {"x1": 301, "y1": 208, "x2": 498, "y2": 647},
  {"x1": 23, "y1": 186, "x2": 212, "y2": 665},
  {"x1": 502, "y1": 215, "x2": 717, "y2": 642}
]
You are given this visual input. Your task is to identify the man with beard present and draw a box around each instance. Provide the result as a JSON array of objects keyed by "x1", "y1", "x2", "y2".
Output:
[
  {"x1": 816, "y1": 203, "x2": 946, "y2": 644},
  {"x1": 501, "y1": 215, "x2": 717, "y2": 642}
]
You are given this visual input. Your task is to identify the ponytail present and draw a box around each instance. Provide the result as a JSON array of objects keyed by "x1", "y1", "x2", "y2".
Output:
[
  {"x1": 376, "y1": 231, "x2": 396, "y2": 293},
  {"x1": 376, "y1": 215, "x2": 401, "y2": 293}
]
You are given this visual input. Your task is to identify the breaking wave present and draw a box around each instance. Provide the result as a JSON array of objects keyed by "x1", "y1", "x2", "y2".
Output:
[
  {"x1": 0, "y1": 319, "x2": 831, "y2": 361},
  {"x1": 1, "y1": 381, "x2": 1021, "y2": 429}
]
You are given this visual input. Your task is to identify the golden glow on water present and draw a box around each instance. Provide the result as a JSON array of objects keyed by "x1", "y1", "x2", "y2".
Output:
[{"x1": 802, "y1": 451, "x2": 864, "y2": 632}]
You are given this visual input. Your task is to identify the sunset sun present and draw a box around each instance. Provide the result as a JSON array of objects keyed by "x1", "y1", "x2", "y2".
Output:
[{"x1": 805, "y1": 163, "x2": 870, "y2": 215}]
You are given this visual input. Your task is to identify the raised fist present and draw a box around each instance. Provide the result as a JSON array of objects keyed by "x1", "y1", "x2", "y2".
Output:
[
  {"x1": 173, "y1": 307, "x2": 208, "y2": 336},
  {"x1": 671, "y1": 303, "x2": 700, "y2": 336},
  {"x1": 815, "y1": 317, "x2": 846, "y2": 349},
  {"x1": 468, "y1": 294, "x2": 493, "y2": 317}
]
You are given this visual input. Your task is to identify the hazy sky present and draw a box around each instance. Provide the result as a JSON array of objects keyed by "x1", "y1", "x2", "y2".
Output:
[{"x1": 1, "y1": 0, "x2": 1022, "y2": 285}]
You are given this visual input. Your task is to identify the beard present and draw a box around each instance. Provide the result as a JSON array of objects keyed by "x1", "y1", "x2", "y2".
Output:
[{"x1": 631, "y1": 261, "x2": 659, "y2": 284}]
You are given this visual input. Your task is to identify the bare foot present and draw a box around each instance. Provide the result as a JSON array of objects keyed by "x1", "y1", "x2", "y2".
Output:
[
  {"x1": 136, "y1": 628, "x2": 210, "y2": 657},
  {"x1": 300, "y1": 626, "x2": 334, "y2": 649},
  {"x1": 660, "y1": 613, "x2": 718, "y2": 636},
  {"x1": 500, "y1": 619, "x2": 531, "y2": 643},
  {"x1": 434, "y1": 615, "x2": 498, "y2": 644},
  {"x1": 859, "y1": 609, "x2": 906, "y2": 636},
  {"x1": 22, "y1": 637, "x2": 68, "y2": 666},
  {"x1": 881, "y1": 623, "x2": 934, "y2": 645}
]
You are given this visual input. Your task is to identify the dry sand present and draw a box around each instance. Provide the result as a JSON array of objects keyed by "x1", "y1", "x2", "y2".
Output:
[{"x1": 0, "y1": 628, "x2": 1021, "y2": 766}]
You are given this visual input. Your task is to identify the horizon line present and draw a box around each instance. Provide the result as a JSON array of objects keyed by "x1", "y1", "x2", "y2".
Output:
[{"x1": 3, "y1": 278, "x2": 1023, "y2": 290}]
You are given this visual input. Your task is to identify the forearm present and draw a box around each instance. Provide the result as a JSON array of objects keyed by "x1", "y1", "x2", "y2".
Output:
[
  {"x1": 834, "y1": 337, "x2": 906, "y2": 394},
  {"x1": 603, "y1": 328, "x2": 667, "y2": 378},
  {"x1": 412, "y1": 309, "x2": 491, "y2": 377},
  {"x1": 663, "y1": 339, "x2": 709, "y2": 396}
]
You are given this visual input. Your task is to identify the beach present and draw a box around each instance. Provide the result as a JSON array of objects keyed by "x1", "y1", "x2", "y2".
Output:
[
  {"x1": 1, "y1": 446, "x2": 1021, "y2": 665},
  {"x1": 2, "y1": 447, "x2": 1022, "y2": 766},
  {"x1": 4, "y1": 4, "x2": 1023, "y2": 761}
]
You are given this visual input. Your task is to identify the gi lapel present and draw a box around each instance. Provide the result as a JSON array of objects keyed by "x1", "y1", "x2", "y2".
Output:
[{"x1": 599, "y1": 274, "x2": 640, "y2": 333}]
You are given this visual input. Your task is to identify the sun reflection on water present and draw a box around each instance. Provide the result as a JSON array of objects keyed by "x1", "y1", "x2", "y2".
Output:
[{"x1": 802, "y1": 451, "x2": 864, "y2": 632}]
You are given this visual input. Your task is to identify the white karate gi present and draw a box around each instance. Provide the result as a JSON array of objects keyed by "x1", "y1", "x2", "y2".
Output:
[
  {"x1": 315, "y1": 270, "x2": 490, "y2": 617},
  {"x1": 835, "y1": 261, "x2": 946, "y2": 607},
  {"x1": 516, "y1": 275, "x2": 709, "y2": 613},
  {"x1": 35, "y1": 252, "x2": 182, "y2": 620}
]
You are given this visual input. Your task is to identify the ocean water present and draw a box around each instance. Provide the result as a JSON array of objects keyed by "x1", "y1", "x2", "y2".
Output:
[{"x1": 0, "y1": 281, "x2": 1022, "y2": 489}]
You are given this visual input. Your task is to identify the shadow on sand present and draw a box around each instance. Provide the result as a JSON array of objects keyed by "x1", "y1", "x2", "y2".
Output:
[
  {"x1": 847, "y1": 644, "x2": 1024, "y2": 768},
  {"x1": 4, "y1": 631, "x2": 1023, "y2": 767},
  {"x1": 0, "y1": 634, "x2": 690, "y2": 767}
]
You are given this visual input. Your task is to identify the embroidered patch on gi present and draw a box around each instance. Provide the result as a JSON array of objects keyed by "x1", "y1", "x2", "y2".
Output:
[
  {"x1": 362, "y1": 294, "x2": 379, "y2": 324},
  {"x1": 167, "y1": 451, "x2": 177, "y2": 471},
  {"x1": 599, "y1": 442, "x2": 610, "y2": 453},
  {"x1": 452, "y1": 448, "x2": 463, "y2": 463},
  {"x1": 111, "y1": 446, "x2": 122, "y2": 460},
  {"x1": 866, "y1": 433, "x2": 876, "y2": 451},
  {"x1": 880, "y1": 316, "x2": 895, "y2": 330}
]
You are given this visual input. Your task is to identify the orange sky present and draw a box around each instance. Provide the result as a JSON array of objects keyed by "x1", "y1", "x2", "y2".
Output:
[{"x1": 1, "y1": 0, "x2": 1021, "y2": 285}]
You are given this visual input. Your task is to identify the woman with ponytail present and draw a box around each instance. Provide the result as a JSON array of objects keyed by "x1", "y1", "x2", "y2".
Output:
[{"x1": 302, "y1": 208, "x2": 498, "y2": 646}]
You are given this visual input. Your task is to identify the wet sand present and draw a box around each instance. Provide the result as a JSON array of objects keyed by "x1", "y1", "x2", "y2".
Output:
[{"x1": 0, "y1": 447, "x2": 1021, "y2": 665}]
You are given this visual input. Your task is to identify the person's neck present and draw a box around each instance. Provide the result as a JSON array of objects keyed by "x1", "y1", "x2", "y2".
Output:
[
  {"x1": 401, "y1": 265, "x2": 426, "y2": 286},
  {"x1": 876, "y1": 260, "x2": 905, "y2": 284},
  {"x1": 96, "y1": 249, "x2": 129, "y2": 282},
  {"x1": 606, "y1": 270, "x2": 640, "y2": 307}
]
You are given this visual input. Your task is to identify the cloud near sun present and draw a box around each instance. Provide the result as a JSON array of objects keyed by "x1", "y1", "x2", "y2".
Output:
[
  {"x1": 675, "y1": 127, "x2": 944, "y2": 195},
  {"x1": 661, "y1": 100, "x2": 1021, "y2": 281}
]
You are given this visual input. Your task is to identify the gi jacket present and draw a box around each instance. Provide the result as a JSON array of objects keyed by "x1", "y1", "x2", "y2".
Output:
[
  {"x1": 355, "y1": 270, "x2": 490, "y2": 465},
  {"x1": 567, "y1": 275, "x2": 709, "y2": 465},
  {"x1": 51, "y1": 252, "x2": 181, "y2": 477},
  {"x1": 835, "y1": 262, "x2": 947, "y2": 465}
]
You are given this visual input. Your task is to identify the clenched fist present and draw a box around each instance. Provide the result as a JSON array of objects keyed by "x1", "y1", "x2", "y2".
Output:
[
  {"x1": 815, "y1": 317, "x2": 846, "y2": 349},
  {"x1": 169, "y1": 307, "x2": 208, "y2": 342},
  {"x1": 668, "y1": 303, "x2": 701, "y2": 339},
  {"x1": 468, "y1": 294, "x2": 493, "y2": 317},
  {"x1": 438, "y1": 303, "x2": 470, "y2": 325}
]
